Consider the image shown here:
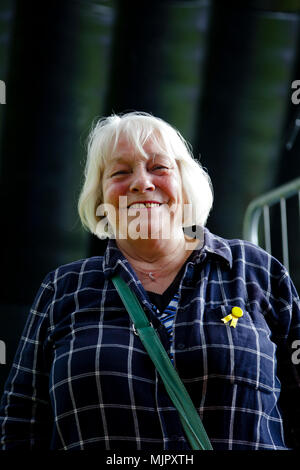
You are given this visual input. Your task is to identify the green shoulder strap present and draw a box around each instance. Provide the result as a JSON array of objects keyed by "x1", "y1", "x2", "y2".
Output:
[{"x1": 112, "y1": 274, "x2": 213, "y2": 451}]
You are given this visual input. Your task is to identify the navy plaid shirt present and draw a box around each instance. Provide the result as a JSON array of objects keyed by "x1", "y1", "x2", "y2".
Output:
[{"x1": 1, "y1": 228, "x2": 300, "y2": 450}]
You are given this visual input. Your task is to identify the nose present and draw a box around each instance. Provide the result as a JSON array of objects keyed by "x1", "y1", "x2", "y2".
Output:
[{"x1": 129, "y1": 166, "x2": 155, "y2": 193}]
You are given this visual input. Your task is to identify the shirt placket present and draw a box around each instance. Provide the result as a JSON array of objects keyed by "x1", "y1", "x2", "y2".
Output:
[{"x1": 117, "y1": 265, "x2": 190, "y2": 450}]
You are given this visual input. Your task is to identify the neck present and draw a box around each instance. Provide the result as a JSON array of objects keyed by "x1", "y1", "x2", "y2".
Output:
[{"x1": 115, "y1": 231, "x2": 200, "y2": 279}]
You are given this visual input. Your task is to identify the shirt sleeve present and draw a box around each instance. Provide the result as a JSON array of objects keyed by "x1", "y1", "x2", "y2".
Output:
[
  {"x1": 272, "y1": 268, "x2": 300, "y2": 449},
  {"x1": 0, "y1": 272, "x2": 54, "y2": 449}
]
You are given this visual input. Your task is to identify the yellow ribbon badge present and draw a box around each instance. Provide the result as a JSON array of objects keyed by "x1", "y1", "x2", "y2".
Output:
[{"x1": 221, "y1": 306, "x2": 243, "y2": 328}]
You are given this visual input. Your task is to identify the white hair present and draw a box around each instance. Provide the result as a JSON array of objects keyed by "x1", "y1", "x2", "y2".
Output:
[{"x1": 78, "y1": 111, "x2": 213, "y2": 238}]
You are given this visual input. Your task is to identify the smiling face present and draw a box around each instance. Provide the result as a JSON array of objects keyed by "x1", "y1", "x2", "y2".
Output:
[{"x1": 101, "y1": 134, "x2": 184, "y2": 240}]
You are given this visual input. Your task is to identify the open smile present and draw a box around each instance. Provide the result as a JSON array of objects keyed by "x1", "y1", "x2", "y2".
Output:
[{"x1": 127, "y1": 201, "x2": 163, "y2": 209}]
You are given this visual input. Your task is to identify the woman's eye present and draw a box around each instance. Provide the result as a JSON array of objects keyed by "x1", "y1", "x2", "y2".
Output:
[
  {"x1": 111, "y1": 170, "x2": 128, "y2": 177},
  {"x1": 152, "y1": 165, "x2": 167, "y2": 171}
]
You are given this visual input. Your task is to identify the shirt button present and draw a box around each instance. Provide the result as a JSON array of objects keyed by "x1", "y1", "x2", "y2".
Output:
[{"x1": 177, "y1": 343, "x2": 185, "y2": 350}]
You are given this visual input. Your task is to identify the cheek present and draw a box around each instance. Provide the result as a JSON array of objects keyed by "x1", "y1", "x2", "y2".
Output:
[
  {"x1": 158, "y1": 175, "x2": 182, "y2": 201},
  {"x1": 103, "y1": 182, "x2": 128, "y2": 205}
]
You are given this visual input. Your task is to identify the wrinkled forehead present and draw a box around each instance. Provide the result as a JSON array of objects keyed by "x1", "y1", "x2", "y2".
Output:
[{"x1": 108, "y1": 132, "x2": 174, "y2": 163}]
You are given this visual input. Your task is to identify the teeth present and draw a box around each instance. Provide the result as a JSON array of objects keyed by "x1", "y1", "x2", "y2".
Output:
[{"x1": 129, "y1": 202, "x2": 161, "y2": 209}]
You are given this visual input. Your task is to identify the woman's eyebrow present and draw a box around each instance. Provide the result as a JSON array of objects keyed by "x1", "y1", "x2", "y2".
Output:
[
  {"x1": 148, "y1": 152, "x2": 171, "y2": 161},
  {"x1": 148, "y1": 151, "x2": 168, "y2": 157},
  {"x1": 108, "y1": 152, "x2": 170, "y2": 166},
  {"x1": 109, "y1": 155, "x2": 128, "y2": 163}
]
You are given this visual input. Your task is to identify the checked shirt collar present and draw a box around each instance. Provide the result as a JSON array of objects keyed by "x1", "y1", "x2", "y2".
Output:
[{"x1": 102, "y1": 227, "x2": 233, "y2": 281}]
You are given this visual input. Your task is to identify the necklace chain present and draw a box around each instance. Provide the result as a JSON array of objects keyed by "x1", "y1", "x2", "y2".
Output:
[
  {"x1": 135, "y1": 267, "x2": 163, "y2": 282},
  {"x1": 132, "y1": 244, "x2": 197, "y2": 283},
  {"x1": 136, "y1": 266, "x2": 177, "y2": 282}
]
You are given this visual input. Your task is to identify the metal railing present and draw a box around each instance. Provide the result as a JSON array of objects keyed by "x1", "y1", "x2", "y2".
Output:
[{"x1": 243, "y1": 177, "x2": 300, "y2": 271}]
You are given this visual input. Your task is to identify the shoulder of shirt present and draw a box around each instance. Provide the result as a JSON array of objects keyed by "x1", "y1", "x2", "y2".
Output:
[
  {"x1": 206, "y1": 229, "x2": 286, "y2": 276},
  {"x1": 229, "y1": 236, "x2": 280, "y2": 262},
  {"x1": 44, "y1": 255, "x2": 105, "y2": 285}
]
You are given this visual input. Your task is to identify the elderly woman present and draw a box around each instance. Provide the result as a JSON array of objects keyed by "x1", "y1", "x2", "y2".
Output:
[{"x1": 0, "y1": 112, "x2": 299, "y2": 451}]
